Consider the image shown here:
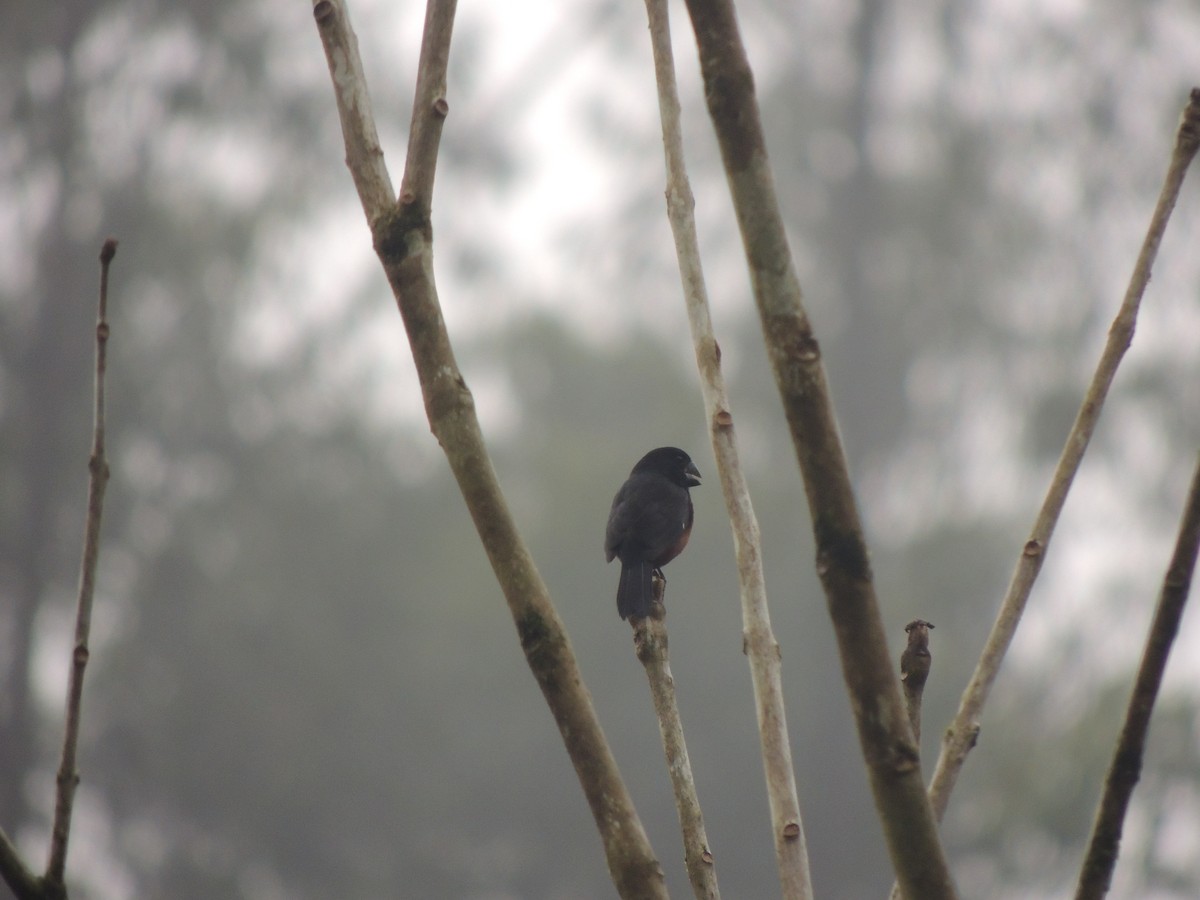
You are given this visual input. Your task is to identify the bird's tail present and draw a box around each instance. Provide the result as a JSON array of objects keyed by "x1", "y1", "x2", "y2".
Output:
[{"x1": 616, "y1": 560, "x2": 654, "y2": 620}]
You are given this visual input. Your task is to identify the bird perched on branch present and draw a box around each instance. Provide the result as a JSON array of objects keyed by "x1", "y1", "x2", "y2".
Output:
[{"x1": 605, "y1": 447, "x2": 701, "y2": 621}]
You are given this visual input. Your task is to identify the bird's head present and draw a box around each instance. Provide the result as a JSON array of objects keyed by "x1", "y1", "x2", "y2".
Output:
[{"x1": 631, "y1": 447, "x2": 702, "y2": 489}]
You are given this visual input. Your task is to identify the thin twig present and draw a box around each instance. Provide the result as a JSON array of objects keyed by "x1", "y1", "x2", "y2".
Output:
[
  {"x1": 311, "y1": 3, "x2": 667, "y2": 896},
  {"x1": 925, "y1": 87, "x2": 1200, "y2": 824},
  {"x1": 43, "y1": 238, "x2": 117, "y2": 893},
  {"x1": 1073, "y1": 454, "x2": 1200, "y2": 900},
  {"x1": 900, "y1": 620, "x2": 934, "y2": 748},
  {"x1": 680, "y1": 2, "x2": 956, "y2": 896},
  {"x1": 887, "y1": 622, "x2": 939, "y2": 900},
  {"x1": 396, "y1": 0, "x2": 454, "y2": 212},
  {"x1": 641, "y1": 0, "x2": 811, "y2": 895},
  {"x1": 635, "y1": 580, "x2": 720, "y2": 900}
]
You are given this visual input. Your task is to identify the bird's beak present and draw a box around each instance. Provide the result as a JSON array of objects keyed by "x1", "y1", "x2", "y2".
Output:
[{"x1": 685, "y1": 461, "x2": 701, "y2": 487}]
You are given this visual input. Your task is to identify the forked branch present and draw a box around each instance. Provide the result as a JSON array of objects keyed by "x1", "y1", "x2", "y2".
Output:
[{"x1": 311, "y1": 2, "x2": 666, "y2": 895}]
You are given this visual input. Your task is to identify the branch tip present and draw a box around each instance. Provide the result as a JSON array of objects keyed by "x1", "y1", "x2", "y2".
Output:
[
  {"x1": 1178, "y1": 88, "x2": 1200, "y2": 151},
  {"x1": 901, "y1": 619, "x2": 934, "y2": 690}
]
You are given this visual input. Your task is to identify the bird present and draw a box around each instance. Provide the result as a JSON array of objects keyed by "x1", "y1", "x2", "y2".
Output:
[{"x1": 604, "y1": 447, "x2": 701, "y2": 620}]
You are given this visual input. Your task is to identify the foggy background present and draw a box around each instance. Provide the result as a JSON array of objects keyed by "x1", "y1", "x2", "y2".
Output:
[{"x1": 3, "y1": 0, "x2": 1199, "y2": 897}]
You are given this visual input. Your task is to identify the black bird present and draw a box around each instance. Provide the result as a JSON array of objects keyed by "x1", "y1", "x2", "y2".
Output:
[{"x1": 604, "y1": 447, "x2": 701, "y2": 620}]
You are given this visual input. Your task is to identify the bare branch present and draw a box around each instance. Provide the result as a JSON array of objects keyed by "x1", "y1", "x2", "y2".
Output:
[
  {"x1": 1073, "y1": 454, "x2": 1200, "y2": 900},
  {"x1": 679, "y1": 2, "x2": 955, "y2": 896},
  {"x1": 312, "y1": 3, "x2": 666, "y2": 895},
  {"x1": 926, "y1": 87, "x2": 1200, "y2": 823},
  {"x1": 641, "y1": 0, "x2": 811, "y2": 895},
  {"x1": 635, "y1": 581, "x2": 720, "y2": 900},
  {"x1": 42, "y1": 238, "x2": 118, "y2": 893}
]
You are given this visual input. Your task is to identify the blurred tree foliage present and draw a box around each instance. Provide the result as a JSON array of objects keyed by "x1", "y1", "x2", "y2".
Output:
[{"x1": 3, "y1": 0, "x2": 1199, "y2": 898}]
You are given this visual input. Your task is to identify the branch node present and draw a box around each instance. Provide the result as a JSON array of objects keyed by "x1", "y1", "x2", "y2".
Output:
[{"x1": 892, "y1": 744, "x2": 921, "y2": 774}]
